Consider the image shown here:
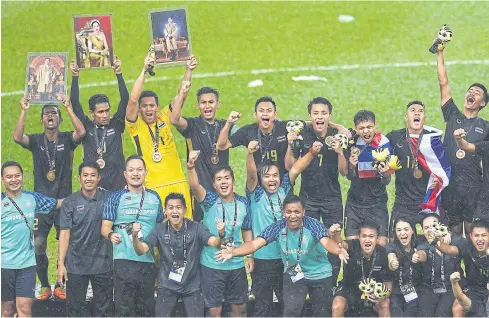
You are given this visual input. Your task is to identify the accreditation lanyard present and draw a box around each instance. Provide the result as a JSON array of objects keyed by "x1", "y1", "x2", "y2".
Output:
[
  {"x1": 361, "y1": 251, "x2": 377, "y2": 281},
  {"x1": 285, "y1": 226, "x2": 304, "y2": 268},
  {"x1": 5, "y1": 195, "x2": 35, "y2": 249},
  {"x1": 168, "y1": 220, "x2": 187, "y2": 262},
  {"x1": 399, "y1": 263, "x2": 413, "y2": 286},
  {"x1": 266, "y1": 192, "x2": 282, "y2": 222},
  {"x1": 431, "y1": 250, "x2": 445, "y2": 287},
  {"x1": 147, "y1": 121, "x2": 160, "y2": 152},
  {"x1": 257, "y1": 127, "x2": 274, "y2": 163},
  {"x1": 43, "y1": 135, "x2": 58, "y2": 171},
  {"x1": 219, "y1": 199, "x2": 238, "y2": 238}
]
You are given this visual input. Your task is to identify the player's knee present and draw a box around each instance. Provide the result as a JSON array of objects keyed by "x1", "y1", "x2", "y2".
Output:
[
  {"x1": 16, "y1": 299, "x2": 32, "y2": 316},
  {"x1": 34, "y1": 236, "x2": 48, "y2": 253},
  {"x1": 332, "y1": 296, "x2": 346, "y2": 316},
  {"x1": 2, "y1": 301, "x2": 16, "y2": 317}
]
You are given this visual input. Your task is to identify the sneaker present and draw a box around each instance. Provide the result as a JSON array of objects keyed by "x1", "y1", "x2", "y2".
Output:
[
  {"x1": 36, "y1": 287, "x2": 52, "y2": 300},
  {"x1": 53, "y1": 287, "x2": 66, "y2": 300}
]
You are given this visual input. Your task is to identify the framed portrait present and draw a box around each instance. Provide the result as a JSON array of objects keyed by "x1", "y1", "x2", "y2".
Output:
[
  {"x1": 73, "y1": 14, "x2": 114, "y2": 70},
  {"x1": 24, "y1": 52, "x2": 68, "y2": 104},
  {"x1": 149, "y1": 7, "x2": 192, "y2": 68}
]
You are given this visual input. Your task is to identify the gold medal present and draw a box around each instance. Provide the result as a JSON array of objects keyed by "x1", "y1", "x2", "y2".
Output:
[
  {"x1": 47, "y1": 171, "x2": 56, "y2": 181},
  {"x1": 153, "y1": 151, "x2": 162, "y2": 163},
  {"x1": 211, "y1": 155, "x2": 219, "y2": 165},
  {"x1": 325, "y1": 136, "x2": 334, "y2": 147},
  {"x1": 96, "y1": 158, "x2": 106, "y2": 169},
  {"x1": 413, "y1": 168, "x2": 423, "y2": 179},
  {"x1": 456, "y1": 149, "x2": 465, "y2": 159},
  {"x1": 351, "y1": 146, "x2": 361, "y2": 157}
]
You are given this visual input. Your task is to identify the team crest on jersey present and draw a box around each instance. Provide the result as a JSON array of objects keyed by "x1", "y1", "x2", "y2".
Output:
[
  {"x1": 475, "y1": 127, "x2": 484, "y2": 134},
  {"x1": 57, "y1": 144, "x2": 65, "y2": 151},
  {"x1": 277, "y1": 135, "x2": 287, "y2": 143},
  {"x1": 3, "y1": 201, "x2": 10, "y2": 207},
  {"x1": 76, "y1": 205, "x2": 84, "y2": 211},
  {"x1": 124, "y1": 195, "x2": 132, "y2": 201},
  {"x1": 157, "y1": 122, "x2": 166, "y2": 129},
  {"x1": 107, "y1": 128, "x2": 115, "y2": 136}
]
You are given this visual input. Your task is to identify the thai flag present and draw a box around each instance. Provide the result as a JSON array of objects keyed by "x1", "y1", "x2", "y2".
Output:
[
  {"x1": 356, "y1": 132, "x2": 393, "y2": 178},
  {"x1": 410, "y1": 126, "x2": 451, "y2": 214}
]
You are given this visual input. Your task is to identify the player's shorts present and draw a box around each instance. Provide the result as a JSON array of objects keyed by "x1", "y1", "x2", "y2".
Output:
[
  {"x1": 153, "y1": 181, "x2": 193, "y2": 219},
  {"x1": 301, "y1": 196, "x2": 343, "y2": 229},
  {"x1": 441, "y1": 185, "x2": 479, "y2": 226},
  {"x1": 34, "y1": 209, "x2": 60, "y2": 239},
  {"x1": 345, "y1": 200, "x2": 388, "y2": 237},
  {"x1": 200, "y1": 265, "x2": 248, "y2": 308},
  {"x1": 464, "y1": 287, "x2": 488, "y2": 317},
  {"x1": 1, "y1": 266, "x2": 36, "y2": 300},
  {"x1": 333, "y1": 285, "x2": 367, "y2": 314},
  {"x1": 389, "y1": 202, "x2": 424, "y2": 237}
]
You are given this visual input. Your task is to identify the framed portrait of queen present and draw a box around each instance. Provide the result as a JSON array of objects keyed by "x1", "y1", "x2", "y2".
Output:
[
  {"x1": 24, "y1": 52, "x2": 68, "y2": 104},
  {"x1": 73, "y1": 14, "x2": 114, "y2": 69}
]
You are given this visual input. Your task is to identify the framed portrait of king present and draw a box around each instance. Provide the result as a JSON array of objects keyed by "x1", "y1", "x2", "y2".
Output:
[
  {"x1": 149, "y1": 7, "x2": 192, "y2": 68},
  {"x1": 24, "y1": 52, "x2": 68, "y2": 104},
  {"x1": 73, "y1": 14, "x2": 114, "y2": 69}
]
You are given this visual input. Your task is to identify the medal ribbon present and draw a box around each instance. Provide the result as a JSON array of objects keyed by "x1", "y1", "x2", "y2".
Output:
[
  {"x1": 93, "y1": 125, "x2": 107, "y2": 159},
  {"x1": 201, "y1": 117, "x2": 220, "y2": 156},
  {"x1": 285, "y1": 225, "x2": 304, "y2": 268},
  {"x1": 43, "y1": 135, "x2": 58, "y2": 172},
  {"x1": 257, "y1": 127, "x2": 274, "y2": 163},
  {"x1": 147, "y1": 121, "x2": 160, "y2": 153},
  {"x1": 406, "y1": 129, "x2": 423, "y2": 171}
]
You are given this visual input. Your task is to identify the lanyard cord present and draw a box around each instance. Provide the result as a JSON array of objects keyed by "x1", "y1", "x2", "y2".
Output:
[
  {"x1": 266, "y1": 192, "x2": 282, "y2": 222},
  {"x1": 168, "y1": 220, "x2": 187, "y2": 262},
  {"x1": 285, "y1": 226, "x2": 304, "y2": 268},
  {"x1": 219, "y1": 199, "x2": 238, "y2": 238}
]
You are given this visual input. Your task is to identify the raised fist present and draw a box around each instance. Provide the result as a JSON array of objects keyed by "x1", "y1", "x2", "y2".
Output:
[{"x1": 227, "y1": 111, "x2": 241, "y2": 124}]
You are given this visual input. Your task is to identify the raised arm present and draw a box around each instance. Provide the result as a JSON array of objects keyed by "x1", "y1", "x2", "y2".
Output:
[
  {"x1": 126, "y1": 56, "x2": 154, "y2": 122},
  {"x1": 435, "y1": 240, "x2": 460, "y2": 256},
  {"x1": 187, "y1": 150, "x2": 207, "y2": 203},
  {"x1": 246, "y1": 140, "x2": 260, "y2": 192},
  {"x1": 320, "y1": 236, "x2": 349, "y2": 263},
  {"x1": 13, "y1": 96, "x2": 31, "y2": 147},
  {"x1": 332, "y1": 137, "x2": 348, "y2": 176},
  {"x1": 216, "y1": 237, "x2": 268, "y2": 262},
  {"x1": 289, "y1": 141, "x2": 322, "y2": 184},
  {"x1": 216, "y1": 111, "x2": 241, "y2": 150},
  {"x1": 328, "y1": 122, "x2": 352, "y2": 139},
  {"x1": 112, "y1": 57, "x2": 130, "y2": 121},
  {"x1": 69, "y1": 60, "x2": 87, "y2": 122},
  {"x1": 328, "y1": 223, "x2": 347, "y2": 248},
  {"x1": 285, "y1": 132, "x2": 299, "y2": 171},
  {"x1": 437, "y1": 50, "x2": 452, "y2": 106},
  {"x1": 62, "y1": 96, "x2": 86, "y2": 143},
  {"x1": 170, "y1": 56, "x2": 197, "y2": 125}
]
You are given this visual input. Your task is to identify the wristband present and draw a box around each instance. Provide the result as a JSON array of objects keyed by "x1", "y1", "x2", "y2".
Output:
[
  {"x1": 187, "y1": 163, "x2": 195, "y2": 170},
  {"x1": 108, "y1": 231, "x2": 114, "y2": 241}
]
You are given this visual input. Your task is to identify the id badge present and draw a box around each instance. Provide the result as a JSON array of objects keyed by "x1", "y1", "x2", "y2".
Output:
[
  {"x1": 286, "y1": 264, "x2": 304, "y2": 283},
  {"x1": 168, "y1": 260, "x2": 187, "y2": 283},
  {"x1": 222, "y1": 237, "x2": 234, "y2": 247},
  {"x1": 29, "y1": 230, "x2": 35, "y2": 249},
  {"x1": 433, "y1": 282, "x2": 447, "y2": 294},
  {"x1": 400, "y1": 283, "x2": 418, "y2": 303}
]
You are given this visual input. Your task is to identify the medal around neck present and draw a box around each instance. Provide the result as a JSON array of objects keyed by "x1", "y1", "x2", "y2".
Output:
[
  {"x1": 211, "y1": 155, "x2": 219, "y2": 165},
  {"x1": 96, "y1": 158, "x2": 106, "y2": 169},
  {"x1": 413, "y1": 168, "x2": 423, "y2": 179},
  {"x1": 456, "y1": 149, "x2": 465, "y2": 159},
  {"x1": 153, "y1": 151, "x2": 162, "y2": 163},
  {"x1": 47, "y1": 170, "x2": 56, "y2": 182}
]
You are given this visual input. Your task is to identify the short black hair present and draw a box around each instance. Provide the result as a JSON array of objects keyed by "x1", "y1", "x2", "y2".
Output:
[
  {"x1": 40, "y1": 104, "x2": 62, "y2": 121},
  {"x1": 283, "y1": 194, "x2": 305, "y2": 210},
  {"x1": 138, "y1": 91, "x2": 159, "y2": 106},
  {"x1": 258, "y1": 163, "x2": 281, "y2": 180},
  {"x1": 88, "y1": 94, "x2": 110, "y2": 112},
  {"x1": 421, "y1": 213, "x2": 440, "y2": 227},
  {"x1": 308, "y1": 97, "x2": 333, "y2": 114},
  {"x1": 471, "y1": 219, "x2": 489, "y2": 232},
  {"x1": 125, "y1": 155, "x2": 146, "y2": 170},
  {"x1": 1, "y1": 161, "x2": 23, "y2": 177},
  {"x1": 213, "y1": 165, "x2": 235, "y2": 181},
  {"x1": 468, "y1": 83, "x2": 489, "y2": 106},
  {"x1": 78, "y1": 162, "x2": 100, "y2": 176},
  {"x1": 353, "y1": 110, "x2": 376, "y2": 126},
  {"x1": 197, "y1": 87, "x2": 219, "y2": 102},
  {"x1": 254, "y1": 96, "x2": 277, "y2": 112},
  {"x1": 406, "y1": 100, "x2": 425, "y2": 110},
  {"x1": 165, "y1": 192, "x2": 187, "y2": 209},
  {"x1": 359, "y1": 220, "x2": 379, "y2": 234}
]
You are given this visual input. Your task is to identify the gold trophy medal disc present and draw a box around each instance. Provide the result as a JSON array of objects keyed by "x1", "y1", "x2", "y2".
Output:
[
  {"x1": 456, "y1": 149, "x2": 466, "y2": 159},
  {"x1": 47, "y1": 171, "x2": 56, "y2": 182},
  {"x1": 153, "y1": 152, "x2": 162, "y2": 163},
  {"x1": 325, "y1": 136, "x2": 334, "y2": 147},
  {"x1": 351, "y1": 146, "x2": 361, "y2": 157},
  {"x1": 413, "y1": 168, "x2": 423, "y2": 179},
  {"x1": 211, "y1": 155, "x2": 219, "y2": 165},
  {"x1": 96, "y1": 158, "x2": 106, "y2": 169}
]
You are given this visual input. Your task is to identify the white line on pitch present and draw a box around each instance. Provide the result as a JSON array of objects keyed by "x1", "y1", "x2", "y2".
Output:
[{"x1": 2, "y1": 59, "x2": 488, "y2": 97}]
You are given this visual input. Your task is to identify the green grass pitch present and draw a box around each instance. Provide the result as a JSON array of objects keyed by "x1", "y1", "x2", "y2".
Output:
[{"x1": 2, "y1": 1, "x2": 489, "y2": 285}]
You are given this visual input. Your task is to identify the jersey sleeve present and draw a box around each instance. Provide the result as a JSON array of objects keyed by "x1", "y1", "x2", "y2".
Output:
[
  {"x1": 229, "y1": 125, "x2": 250, "y2": 147},
  {"x1": 475, "y1": 141, "x2": 489, "y2": 157},
  {"x1": 386, "y1": 243, "x2": 397, "y2": 254},
  {"x1": 230, "y1": 124, "x2": 239, "y2": 136},
  {"x1": 380, "y1": 251, "x2": 393, "y2": 282},
  {"x1": 125, "y1": 116, "x2": 141, "y2": 136},
  {"x1": 144, "y1": 226, "x2": 159, "y2": 248},
  {"x1": 64, "y1": 131, "x2": 78, "y2": 150},
  {"x1": 241, "y1": 199, "x2": 252, "y2": 231},
  {"x1": 303, "y1": 217, "x2": 328, "y2": 240},
  {"x1": 258, "y1": 219, "x2": 286, "y2": 244},
  {"x1": 152, "y1": 191, "x2": 164, "y2": 223},
  {"x1": 102, "y1": 191, "x2": 123, "y2": 222},
  {"x1": 31, "y1": 192, "x2": 57, "y2": 214},
  {"x1": 178, "y1": 117, "x2": 194, "y2": 138},
  {"x1": 200, "y1": 190, "x2": 219, "y2": 212},
  {"x1": 451, "y1": 236, "x2": 468, "y2": 258},
  {"x1": 158, "y1": 105, "x2": 172, "y2": 129},
  {"x1": 59, "y1": 197, "x2": 73, "y2": 230},
  {"x1": 24, "y1": 133, "x2": 38, "y2": 151},
  {"x1": 280, "y1": 173, "x2": 292, "y2": 193},
  {"x1": 197, "y1": 223, "x2": 214, "y2": 246},
  {"x1": 441, "y1": 98, "x2": 462, "y2": 123}
]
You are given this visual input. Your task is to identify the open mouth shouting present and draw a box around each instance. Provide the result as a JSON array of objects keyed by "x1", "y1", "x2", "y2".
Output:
[
  {"x1": 399, "y1": 234, "x2": 409, "y2": 245},
  {"x1": 261, "y1": 116, "x2": 271, "y2": 126},
  {"x1": 203, "y1": 109, "x2": 214, "y2": 117},
  {"x1": 475, "y1": 239, "x2": 487, "y2": 251},
  {"x1": 466, "y1": 94, "x2": 475, "y2": 105},
  {"x1": 267, "y1": 181, "x2": 278, "y2": 193},
  {"x1": 315, "y1": 120, "x2": 325, "y2": 130}
]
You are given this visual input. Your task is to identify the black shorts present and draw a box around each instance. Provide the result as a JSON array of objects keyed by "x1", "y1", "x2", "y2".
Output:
[
  {"x1": 302, "y1": 196, "x2": 343, "y2": 229},
  {"x1": 200, "y1": 265, "x2": 248, "y2": 308},
  {"x1": 389, "y1": 203, "x2": 424, "y2": 237},
  {"x1": 465, "y1": 288, "x2": 488, "y2": 317},
  {"x1": 345, "y1": 200, "x2": 388, "y2": 237},
  {"x1": 441, "y1": 185, "x2": 479, "y2": 225},
  {"x1": 34, "y1": 209, "x2": 60, "y2": 239},
  {"x1": 1, "y1": 266, "x2": 36, "y2": 301},
  {"x1": 333, "y1": 285, "x2": 364, "y2": 311}
]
